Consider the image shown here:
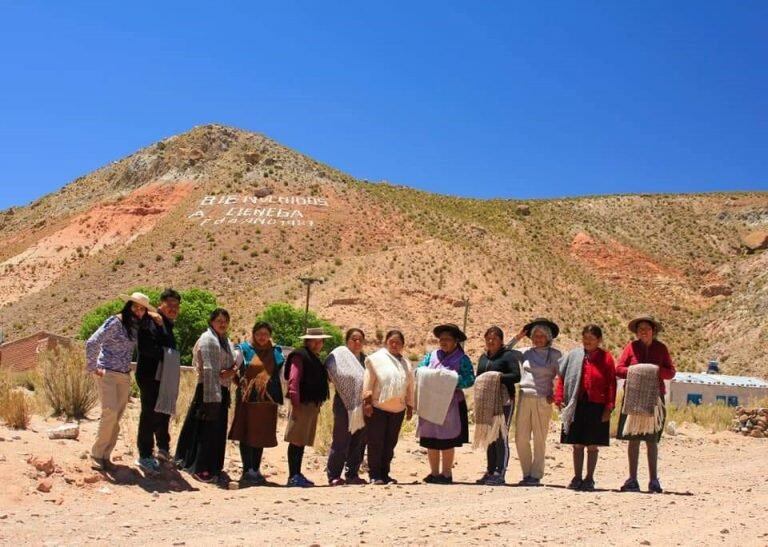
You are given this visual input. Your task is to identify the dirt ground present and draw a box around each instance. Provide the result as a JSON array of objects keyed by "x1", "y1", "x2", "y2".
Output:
[{"x1": 1, "y1": 406, "x2": 766, "y2": 546}]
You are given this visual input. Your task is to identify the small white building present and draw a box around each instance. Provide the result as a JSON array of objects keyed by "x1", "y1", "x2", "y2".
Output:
[{"x1": 666, "y1": 372, "x2": 768, "y2": 407}]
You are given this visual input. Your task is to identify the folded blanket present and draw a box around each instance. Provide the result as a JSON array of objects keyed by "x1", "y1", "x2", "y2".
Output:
[
  {"x1": 620, "y1": 363, "x2": 664, "y2": 436},
  {"x1": 473, "y1": 371, "x2": 505, "y2": 449},
  {"x1": 415, "y1": 366, "x2": 458, "y2": 426},
  {"x1": 367, "y1": 348, "x2": 408, "y2": 405},
  {"x1": 326, "y1": 346, "x2": 365, "y2": 434}
]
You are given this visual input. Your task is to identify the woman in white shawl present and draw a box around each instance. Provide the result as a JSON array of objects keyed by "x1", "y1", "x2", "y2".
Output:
[
  {"x1": 362, "y1": 330, "x2": 415, "y2": 485},
  {"x1": 325, "y1": 328, "x2": 368, "y2": 486}
]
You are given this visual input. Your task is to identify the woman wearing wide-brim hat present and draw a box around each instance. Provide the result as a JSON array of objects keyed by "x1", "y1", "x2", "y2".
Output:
[
  {"x1": 416, "y1": 323, "x2": 475, "y2": 484},
  {"x1": 86, "y1": 292, "x2": 154, "y2": 471},
  {"x1": 615, "y1": 315, "x2": 676, "y2": 494},
  {"x1": 506, "y1": 318, "x2": 562, "y2": 486},
  {"x1": 282, "y1": 327, "x2": 332, "y2": 487}
]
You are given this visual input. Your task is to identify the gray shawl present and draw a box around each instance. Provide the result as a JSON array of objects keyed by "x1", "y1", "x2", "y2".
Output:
[
  {"x1": 194, "y1": 328, "x2": 236, "y2": 403},
  {"x1": 558, "y1": 347, "x2": 585, "y2": 435}
]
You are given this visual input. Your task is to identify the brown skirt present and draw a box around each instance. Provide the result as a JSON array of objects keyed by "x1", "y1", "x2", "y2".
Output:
[
  {"x1": 229, "y1": 399, "x2": 278, "y2": 448},
  {"x1": 284, "y1": 402, "x2": 321, "y2": 447}
]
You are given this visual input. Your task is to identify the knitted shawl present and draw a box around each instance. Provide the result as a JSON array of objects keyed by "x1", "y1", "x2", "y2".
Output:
[
  {"x1": 194, "y1": 328, "x2": 236, "y2": 403},
  {"x1": 620, "y1": 363, "x2": 664, "y2": 436},
  {"x1": 326, "y1": 346, "x2": 366, "y2": 434},
  {"x1": 558, "y1": 347, "x2": 585, "y2": 435},
  {"x1": 472, "y1": 371, "x2": 506, "y2": 449},
  {"x1": 415, "y1": 366, "x2": 459, "y2": 426}
]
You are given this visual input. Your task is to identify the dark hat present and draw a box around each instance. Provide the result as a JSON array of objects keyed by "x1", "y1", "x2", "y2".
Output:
[
  {"x1": 523, "y1": 318, "x2": 560, "y2": 339},
  {"x1": 628, "y1": 315, "x2": 663, "y2": 334},
  {"x1": 432, "y1": 323, "x2": 467, "y2": 343}
]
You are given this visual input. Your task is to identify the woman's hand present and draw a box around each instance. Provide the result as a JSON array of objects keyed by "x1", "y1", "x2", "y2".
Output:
[
  {"x1": 220, "y1": 368, "x2": 235, "y2": 381},
  {"x1": 148, "y1": 311, "x2": 164, "y2": 326},
  {"x1": 406, "y1": 405, "x2": 413, "y2": 421},
  {"x1": 94, "y1": 368, "x2": 106, "y2": 377},
  {"x1": 601, "y1": 408, "x2": 612, "y2": 423}
]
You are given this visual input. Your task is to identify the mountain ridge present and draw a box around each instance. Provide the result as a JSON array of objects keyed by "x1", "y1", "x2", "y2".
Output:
[{"x1": 1, "y1": 124, "x2": 766, "y2": 377}]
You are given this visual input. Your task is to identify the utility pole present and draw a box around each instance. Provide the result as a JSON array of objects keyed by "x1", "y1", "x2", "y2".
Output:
[
  {"x1": 462, "y1": 295, "x2": 470, "y2": 333},
  {"x1": 299, "y1": 277, "x2": 323, "y2": 330}
]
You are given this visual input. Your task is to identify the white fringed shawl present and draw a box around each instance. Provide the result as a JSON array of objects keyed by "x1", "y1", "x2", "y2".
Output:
[
  {"x1": 366, "y1": 348, "x2": 408, "y2": 406},
  {"x1": 415, "y1": 366, "x2": 459, "y2": 426}
]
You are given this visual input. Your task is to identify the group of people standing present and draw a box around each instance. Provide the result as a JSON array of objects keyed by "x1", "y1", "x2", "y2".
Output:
[{"x1": 85, "y1": 290, "x2": 675, "y2": 493}]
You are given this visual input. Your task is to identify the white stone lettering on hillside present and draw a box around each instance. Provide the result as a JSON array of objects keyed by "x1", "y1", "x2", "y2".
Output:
[{"x1": 188, "y1": 194, "x2": 327, "y2": 227}]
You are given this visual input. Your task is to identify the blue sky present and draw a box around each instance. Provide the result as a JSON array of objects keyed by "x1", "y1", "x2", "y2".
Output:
[{"x1": 1, "y1": 1, "x2": 766, "y2": 209}]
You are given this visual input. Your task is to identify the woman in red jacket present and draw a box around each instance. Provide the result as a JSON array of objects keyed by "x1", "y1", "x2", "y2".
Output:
[
  {"x1": 555, "y1": 324, "x2": 616, "y2": 491},
  {"x1": 615, "y1": 315, "x2": 676, "y2": 494}
]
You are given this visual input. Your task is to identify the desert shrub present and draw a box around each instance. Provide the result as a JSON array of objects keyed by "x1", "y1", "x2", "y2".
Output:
[
  {"x1": 39, "y1": 346, "x2": 98, "y2": 419},
  {"x1": 254, "y1": 302, "x2": 343, "y2": 358},
  {"x1": 172, "y1": 372, "x2": 199, "y2": 428},
  {"x1": 0, "y1": 371, "x2": 32, "y2": 429}
]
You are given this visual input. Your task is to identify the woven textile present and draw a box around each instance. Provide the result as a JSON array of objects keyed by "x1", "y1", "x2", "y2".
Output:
[
  {"x1": 620, "y1": 363, "x2": 664, "y2": 436},
  {"x1": 415, "y1": 366, "x2": 459, "y2": 426},
  {"x1": 472, "y1": 371, "x2": 506, "y2": 449}
]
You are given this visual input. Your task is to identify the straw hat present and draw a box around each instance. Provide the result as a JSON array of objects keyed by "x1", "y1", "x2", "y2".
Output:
[
  {"x1": 119, "y1": 292, "x2": 157, "y2": 313},
  {"x1": 628, "y1": 315, "x2": 663, "y2": 334},
  {"x1": 300, "y1": 327, "x2": 332, "y2": 340}
]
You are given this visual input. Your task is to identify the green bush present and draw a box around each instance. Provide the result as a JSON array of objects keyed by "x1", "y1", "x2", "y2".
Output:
[
  {"x1": 254, "y1": 302, "x2": 343, "y2": 358},
  {"x1": 78, "y1": 287, "x2": 218, "y2": 366}
]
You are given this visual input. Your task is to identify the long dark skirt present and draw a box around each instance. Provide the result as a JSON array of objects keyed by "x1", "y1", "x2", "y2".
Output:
[
  {"x1": 419, "y1": 400, "x2": 470, "y2": 450},
  {"x1": 560, "y1": 400, "x2": 610, "y2": 446},
  {"x1": 175, "y1": 384, "x2": 231, "y2": 476}
]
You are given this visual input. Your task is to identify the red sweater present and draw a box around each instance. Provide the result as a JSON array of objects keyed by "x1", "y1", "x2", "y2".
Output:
[
  {"x1": 616, "y1": 340, "x2": 676, "y2": 395},
  {"x1": 555, "y1": 348, "x2": 617, "y2": 410}
]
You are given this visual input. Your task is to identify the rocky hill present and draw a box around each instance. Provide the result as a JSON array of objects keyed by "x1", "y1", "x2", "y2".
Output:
[{"x1": 1, "y1": 124, "x2": 766, "y2": 375}]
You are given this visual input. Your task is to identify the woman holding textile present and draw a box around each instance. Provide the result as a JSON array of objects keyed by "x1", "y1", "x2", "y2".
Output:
[
  {"x1": 616, "y1": 315, "x2": 676, "y2": 494},
  {"x1": 362, "y1": 330, "x2": 415, "y2": 485},
  {"x1": 417, "y1": 323, "x2": 475, "y2": 485}
]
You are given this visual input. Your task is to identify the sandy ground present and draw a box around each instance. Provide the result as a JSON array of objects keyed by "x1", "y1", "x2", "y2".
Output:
[{"x1": 1, "y1": 405, "x2": 766, "y2": 546}]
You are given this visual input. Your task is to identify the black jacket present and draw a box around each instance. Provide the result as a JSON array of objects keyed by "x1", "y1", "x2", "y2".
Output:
[
  {"x1": 136, "y1": 313, "x2": 176, "y2": 380},
  {"x1": 476, "y1": 347, "x2": 522, "y2": 401}
]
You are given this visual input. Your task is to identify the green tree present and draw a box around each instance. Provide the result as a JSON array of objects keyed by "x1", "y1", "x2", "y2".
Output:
[
  {"x1": 254, "y1": 302, "x2": 343, "y2": 358},
  {"x1": 78, "y1": 287, "x2": 218, "y2": 365}
]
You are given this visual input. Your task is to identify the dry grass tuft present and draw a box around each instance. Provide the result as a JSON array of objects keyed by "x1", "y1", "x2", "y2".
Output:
[{"x1": 39, "y1": 346, "x2": 98, "y2": 419}]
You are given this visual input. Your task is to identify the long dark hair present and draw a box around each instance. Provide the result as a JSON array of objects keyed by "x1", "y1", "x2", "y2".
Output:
[{"x1": 118, "y1": 300, "x2": 145, "y2": 340}]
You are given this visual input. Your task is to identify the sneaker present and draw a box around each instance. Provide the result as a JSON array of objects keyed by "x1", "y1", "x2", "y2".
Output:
[
  {"x1": 242, "y1": 469, "x2": 266, "y2": 485},
  {"x1": 345, "y1": 476, "x2": 368, "y2": 485},
  {"x1": 524, "y1": 477, "x2": 541, "y2": 486},
  {"x1": 423, "y1": 474, "x2": 440, "y2": 484},
  {"x1": 620, "y1": 478, "x2": 641, "y2": 492},
  {"x1": 384, "y1": 476, "x2": 398, "y2": 485},
  {"x1": 329, "y1": 477, "x2": 346, "y2": 486},
  {"x1": 476, "y1": 472, "x2": 492, "y2": 485},
  {"x1": 567, "y1": 477, "x2": 583, "y2": 490},
  {"x1": 648, "y1": 478, "x2": 663, "y2": 494},
  {"x1": 579, "y1": 478, "x2": 595, "y2": 492},
  {"x1": 137, "y1": 457, "x2": 161, "y2": 474},
  {"x1": 192, "y1": 471, "x2": 215, "y2": 483},
  {"x1": 287, "y1": 474, "x2": 314, "y2": 488},
  {"x1": 484, "y1": 474, "x2": 506, "y2": 486},
  {"x1": 156, "y1": 449, "x2": 171, "y2": 462}
]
